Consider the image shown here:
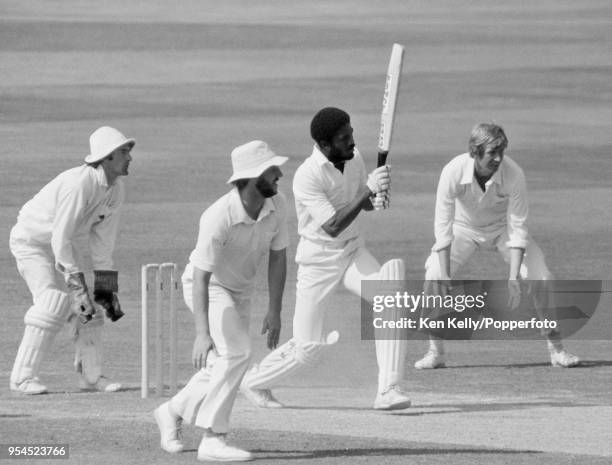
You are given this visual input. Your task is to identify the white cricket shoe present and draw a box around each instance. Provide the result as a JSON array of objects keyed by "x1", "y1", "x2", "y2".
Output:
[
  {"x1": 154, "y1": 401, "x2": 184, "y2": 454},
  {"x1": 241, "y1": 385, "x2": 284, "y2": 409},
  {"x1": 198, "y1": 436, "x2": 253, "y2": 462},
  {"x1": 550, "y1": 350, "x2": 580, "y2": 368},
  {"x1": 78, "y1": 375, "x2": 122, "y2": 392},
  {"x1": 10, "y1": 377, "x2": 48, "y2": 395},
  {"x1": 414, "y1": 350, "x2": 446, "y2": 369},
  {"x1": 374, "y1": 385, "x2": 411, "y2": 410}
]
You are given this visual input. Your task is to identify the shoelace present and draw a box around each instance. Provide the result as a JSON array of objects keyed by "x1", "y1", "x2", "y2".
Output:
[
  {"x1": 172, "y1": 418, "x2": 183, "y2": 440},
  {"x1": 382, "y1": 384, "x2": 399, "y2": 395},
  {"x1": 260, "y1": 389, "x2": 276, "y2": 401}
]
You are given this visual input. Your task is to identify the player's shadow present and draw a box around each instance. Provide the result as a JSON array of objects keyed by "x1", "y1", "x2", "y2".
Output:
[
  {"x1": 571, "y1": 360, "x2": 612, "y2": 368},
  {"x1": 259, "y1": 398, "x2": 588, "y2": 415},
  {"x1": 251, "y1": 446, "x2": 535, "y2": 460},
  {"x1": 50, "y1": 385, "x2": 142, "y2": 395},
  {"x1": 389, "y1": 401, "x2": 578, "y2": 417},
  {"x1": 441, "y1": 359, "x2": 612, "y2": 369},
  {"x1": 283, "y1": 405, "x2": 374, "y2": 412},
  {"x1": 63, "y1": 384, "x2": 190, "y2": 395}
]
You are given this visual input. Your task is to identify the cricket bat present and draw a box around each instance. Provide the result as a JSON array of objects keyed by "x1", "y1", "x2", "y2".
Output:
[{"x1": 377, "y1": 43, "x2": 405, "y2": 167}]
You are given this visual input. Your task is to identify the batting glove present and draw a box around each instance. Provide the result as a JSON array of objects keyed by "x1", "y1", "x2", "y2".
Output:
[
  {"x1": 371, "y1": 190, "x2": 390, "y2": 210},
  {"x1": 367, "y1": 165, "x2": 391, "y2": 194}
]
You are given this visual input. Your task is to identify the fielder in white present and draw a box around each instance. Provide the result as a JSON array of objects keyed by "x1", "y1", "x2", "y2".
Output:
[
  {"x1": 415, "y1": 122, "x2": 580, "y2": 369},
  {"x1": 154, "y1": 141, "x2": 288, "y2": 462},
  {"x1": 9, "y1": 126, "x2": 134, "y2": 395},
  {"x1": 240, "y1": 107, "x2": 411, "y2": 411}
]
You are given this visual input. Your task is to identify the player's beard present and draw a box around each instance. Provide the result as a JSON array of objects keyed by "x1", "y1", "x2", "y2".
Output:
[
  {"x1": 327, "y1": 145, "x2": 354, "y2": 165},
  {"x1": 255, "y1": 177, "x2": 277, "y2": 198}
]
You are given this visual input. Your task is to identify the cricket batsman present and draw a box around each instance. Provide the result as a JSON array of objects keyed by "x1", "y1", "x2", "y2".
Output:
[
  {"x1": 240, "y1": 107, "x2": 411, "y2": 411},
  {"x1": 9, "y1": 126, "x2": 134, "y2": 394},
  {"x1": 154, "y1": 140, "x2": 288, "y2": 461},
  {"x1": 414, "y1": 123, "x2": 580, "y2": 369}
]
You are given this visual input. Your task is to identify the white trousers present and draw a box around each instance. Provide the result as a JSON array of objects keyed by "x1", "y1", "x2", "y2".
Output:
[
  {"x1": 172, "y1": 274, "x2": 251, "y2": 433},
  {"x1": 425, "y1": 225, "x2": 552, "y2": 281},
  {"x1": 293, "y1": 237, "x2": 405, "y2": 390},
  {"x1": 424, "y1": 225, "x2": 557, "y2": 336},
  {"x1": 9, "y1": 225, "x2": 81, "y2": 385},
  {"x1": 293, "y1": 237, "x2": 379, "y2": 341},
  {"x1": 9, "y1": 225, "x2": 70, "y2": 301}
]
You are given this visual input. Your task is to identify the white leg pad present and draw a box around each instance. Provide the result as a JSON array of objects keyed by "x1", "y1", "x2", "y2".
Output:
[
  {"x1": 243, "y1": 331, "x2": 339, "y2": 390},
  {"x1": 74, "y1": 311, "x2": 104, "y2": 385},
  {"x1": 378, "y1": 258, "x2": 405, "y2": 282},
  {"x1": 375, "y1": 259, "x2": 408, "y2": 392},
  {"x1": 11, "y1": 289, "x2": 70, "y2": 386},
  {"x1": 24, "y1": 289, "x2": 71, "y2": 330}
]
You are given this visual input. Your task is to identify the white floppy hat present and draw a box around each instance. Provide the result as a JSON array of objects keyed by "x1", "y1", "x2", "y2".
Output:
[
  {"x1": 84, "y1": 126, "x2": 135, "y2": 163},
  {"x1": 227, "y1": 140, "x2": 288, "y2": 184}
]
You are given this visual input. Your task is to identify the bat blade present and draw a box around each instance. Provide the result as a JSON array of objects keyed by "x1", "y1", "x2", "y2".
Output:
[{"x1": 377, "y1": 43, "x2": 405, "y2": 167}]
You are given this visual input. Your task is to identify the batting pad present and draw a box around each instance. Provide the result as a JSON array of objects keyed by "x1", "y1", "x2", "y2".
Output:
[
  {"x1": 11, "y1": 289, "x2": 70, "y2": 385},
  {"x1": 243, "y1": 331, "x2": 340, "y2": 390},
  {"x1": 375, "y1": 259, "x2": 408, "y2": 392},
  {"x1": 74, "y1": 311, "x2": 104, "y2": 385},
  {"x1": 24, "y1": 289, "x2": 70, "y2": 331}
]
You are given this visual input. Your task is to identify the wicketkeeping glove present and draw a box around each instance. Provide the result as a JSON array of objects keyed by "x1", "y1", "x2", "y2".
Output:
[
  {"x1": 66, "y1": 272, "x2": 95, "y2": 323},
  {"x1": 93, "y1": 270, "x2": 124, "y2": 322}
]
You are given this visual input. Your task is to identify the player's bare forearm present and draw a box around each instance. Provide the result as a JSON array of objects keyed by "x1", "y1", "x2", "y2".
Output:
[
  {"x1": 508, "y1": 247, "x2": 525, "y2": 280},
  {"x1": 264, "y1": 248, "x2": 286, "y2": 349},
  {"x1": 425, "y1": 246, "x2": 453, "y2": 297},
  {"x1": 321, "y1": 185, "x2": 371, "y2": 237},
  {"x1": 268, "y1": 248, "x2": 286, "y2": 315},
  {"x1": 507, "y1": 248, "x2": 525, "y2": 311},
  {"x1": 192, "y1": 266, "x2": 212, "y2": 336},
  {"x1": 191, "y1": 267, "x2": 215, "y2": 369},
  {"x1": 437, "y1": 246, "x2": 452, "y2": 280}
]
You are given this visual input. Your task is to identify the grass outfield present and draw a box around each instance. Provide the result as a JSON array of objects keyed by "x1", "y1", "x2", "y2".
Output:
[{"x1": 1, "y1": 1, "x2": 612, "y2": 464}]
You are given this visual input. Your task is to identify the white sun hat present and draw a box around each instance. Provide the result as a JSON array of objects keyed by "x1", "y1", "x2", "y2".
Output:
[
  {"x1": 84, "y1": 126, "x2": 135, "y2": 163},
  {"x1": 227, "y1": 140, "x2": 288, "y2": 184}
]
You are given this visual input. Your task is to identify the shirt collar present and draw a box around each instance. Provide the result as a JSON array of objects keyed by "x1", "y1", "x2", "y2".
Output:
[
  {"x1": 460, "y1": 153, "x2": 502, "y2": 185},
  {"x1": 94, "y1": 164, "x2": 110, "y2": 187},
  {"x1": 312, "y1": 144, "x2": 334, "y2": 167},
  {"x1": 228, "y1": 187, "x2": 276, "y2": 225},
  {"x1": 490, "y1": 167, "x2": 502, "y2": 184}
]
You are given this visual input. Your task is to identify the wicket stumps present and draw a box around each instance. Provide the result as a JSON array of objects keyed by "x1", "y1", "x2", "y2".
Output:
[{"x1": 141, "y1": 263, "x2": 179, "y2": 399}]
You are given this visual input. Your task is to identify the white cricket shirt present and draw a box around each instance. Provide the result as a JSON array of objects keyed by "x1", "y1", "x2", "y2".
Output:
[
  {"x1": 188, "y1": 187, "x2": 289, "y2": 294},
  {"x1": 432, "y1": 152, "x2": 529, "y2": 252},
  {"x1": 293, "y1": 145, "x2": 366, "y2": 244},
  {"x1": 14, "y1": 164, "x2": 124, "y2": 274}
]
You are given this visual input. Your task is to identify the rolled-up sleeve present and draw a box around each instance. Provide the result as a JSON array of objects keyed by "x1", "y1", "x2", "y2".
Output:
[
  {"x1": 505, "y1": 168, "x2": 529, "y2": 249},
  {"x1": 271, "y1": 193, "x2": 289, "y2": 251},
  {"x1": 189, "y1": 208, "x2": 225, "y2": 272},
  {"x1": 293, "y1": 167, "x2": 336, "y2": 228},
  {"x1": 432, "y1": 165, "x2": 456, "y2": 252}
]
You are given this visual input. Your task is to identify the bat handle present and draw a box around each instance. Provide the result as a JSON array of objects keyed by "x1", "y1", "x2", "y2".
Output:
[{"x1": 377, "y1": 151, "x2": 388, "y2": 168}]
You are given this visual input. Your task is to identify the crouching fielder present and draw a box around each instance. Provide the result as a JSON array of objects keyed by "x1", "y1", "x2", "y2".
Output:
[
  {"x1": 241, "y1": 107, "x2": 411, "y2": 411},
  {"x1": 154, "y1": 141, "x2": 288, "y2": 462},
  {"x1": 9, "y1": 126, "x2": 134, "y2": 395},
  {"x1": 415, "y1": 123, "x2": 580, "y2": 369}
]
